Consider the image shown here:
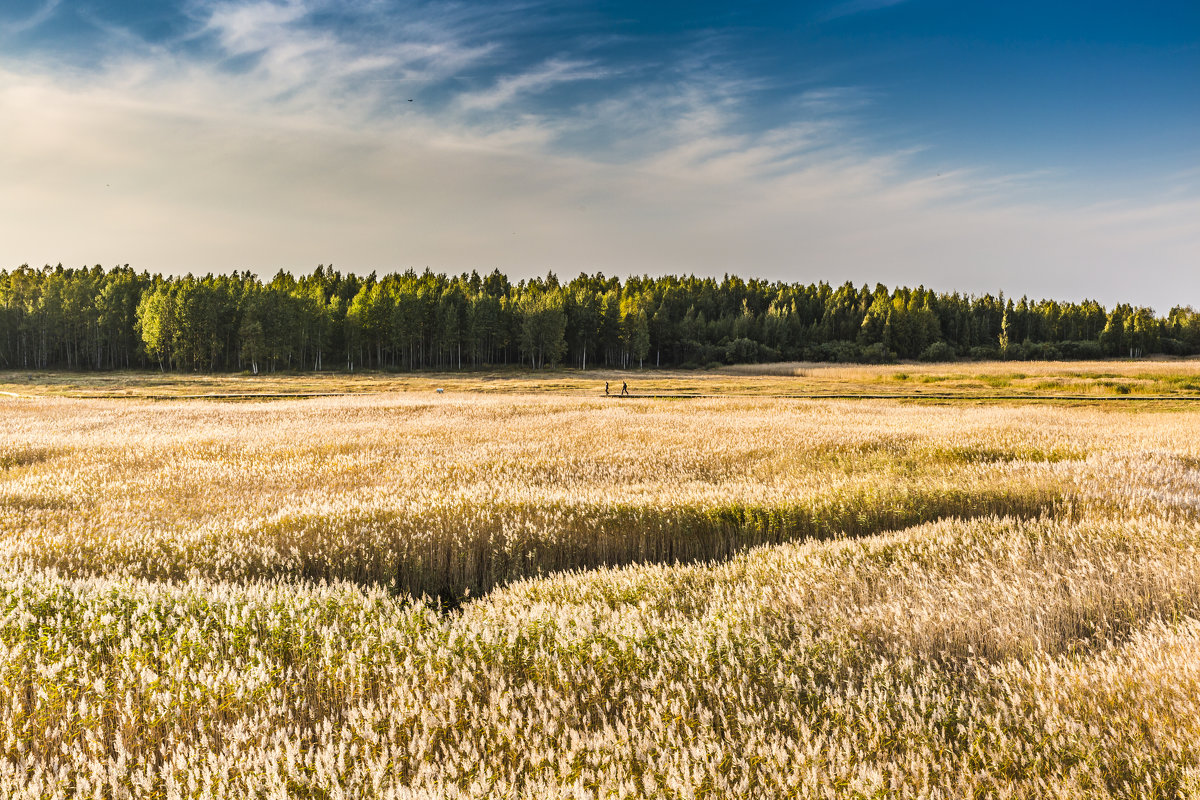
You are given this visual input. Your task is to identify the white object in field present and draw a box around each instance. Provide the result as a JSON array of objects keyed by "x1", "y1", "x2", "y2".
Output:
[{"x1": 436, "y1": 388, "x2": 444, "y2": 394}]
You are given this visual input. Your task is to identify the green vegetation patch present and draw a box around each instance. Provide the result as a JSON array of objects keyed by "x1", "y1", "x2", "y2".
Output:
[{"x1": 933, "y1": 444, "x2": 1085, "y2": 464}]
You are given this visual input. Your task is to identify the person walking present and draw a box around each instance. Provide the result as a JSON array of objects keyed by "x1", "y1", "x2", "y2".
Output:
[
  {"x1": 604, "y1": 381, "x2": 610, "y2": 395},
  {"x1": 620, "y1": 381, "x2": 629, "y2": 396}
]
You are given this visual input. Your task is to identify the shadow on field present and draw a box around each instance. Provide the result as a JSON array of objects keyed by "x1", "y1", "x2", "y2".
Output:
[
  {"x1": 396, "y1": 484, "x2": 1063, "y2": 608},
  {"x1": 5, "y1": 477, "x2": 1064, "y2": 609}
]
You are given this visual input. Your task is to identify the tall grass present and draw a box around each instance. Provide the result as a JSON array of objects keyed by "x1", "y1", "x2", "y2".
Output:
[
  {"x1": 1, "y1": 393, "x2": 1199, "y2": 797},
  {"x1": 0, "y1": 396, "x2": 1083, "y2": 597}
]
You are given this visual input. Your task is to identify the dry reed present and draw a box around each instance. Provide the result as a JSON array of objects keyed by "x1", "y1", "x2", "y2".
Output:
[{"x1": 1, "y1": 392, "x2": 1198, "y2": 797}]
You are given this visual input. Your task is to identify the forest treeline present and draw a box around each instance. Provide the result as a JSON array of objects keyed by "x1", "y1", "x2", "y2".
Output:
[{"x1": 2, "y1": 263, "x2": 1198, "y2": 372}]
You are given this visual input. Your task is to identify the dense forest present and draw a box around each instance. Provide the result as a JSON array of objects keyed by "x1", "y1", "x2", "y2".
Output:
[{"x1": 1, "y1": 264, "x2": 1198, "y2": 372}]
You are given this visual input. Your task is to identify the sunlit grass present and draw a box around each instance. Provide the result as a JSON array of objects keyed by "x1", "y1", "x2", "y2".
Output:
[
  {"x1": 6, "y1": 359, "x2": 1200, "y2": 400},
  {"x1": 1, "y1": 390, "x2": 1199, "y2": 797}
]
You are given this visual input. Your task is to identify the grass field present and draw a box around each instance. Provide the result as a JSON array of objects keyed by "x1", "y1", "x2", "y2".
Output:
[
  {"x1": 2, "y1": 369, "x2": 1200, "y2": 798},
  {"x1": 4, "y1": 358, "x2": 1200, "y2": 399}
]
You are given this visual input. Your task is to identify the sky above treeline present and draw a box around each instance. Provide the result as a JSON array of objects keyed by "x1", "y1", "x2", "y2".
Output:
[{"x1": 1, "y1": 1, "x2": 1197, "y2": 311}]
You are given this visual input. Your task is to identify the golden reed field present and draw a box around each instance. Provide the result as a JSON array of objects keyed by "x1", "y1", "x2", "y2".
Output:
[{"x1": 2, "y1": 369, "x2": 1200, "y2": 798}]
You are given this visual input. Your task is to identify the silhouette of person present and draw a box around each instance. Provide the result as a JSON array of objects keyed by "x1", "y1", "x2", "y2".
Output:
[
  {"x1": 604, "y1": 381, "x2": 610, "y2": 395},
  {"x1": 621, "y1": 381, "x2": 629, "y2": 396}
]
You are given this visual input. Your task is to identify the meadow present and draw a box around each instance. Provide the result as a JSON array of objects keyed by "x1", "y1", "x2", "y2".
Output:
[
  {"x1": 6, "y1": 358, "x2": 1200, "y2": 399},
  {"x1": 2, "y1": 367, "x2": 1200, "y2": 798}
]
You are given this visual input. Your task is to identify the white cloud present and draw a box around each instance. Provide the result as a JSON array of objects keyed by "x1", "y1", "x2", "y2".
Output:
[
  {"x1": 457, "y1": 58, "x2": 605, "y2": 111},
  {"x1": 0, "y1": 0, "x2": 1196, "y2": 312},
  {"x1": 0, "y1": 0, "x2": 61, "y2": 34},
  {"x1": 203, "y1": 0, "x2": 310, "y2": 53}
]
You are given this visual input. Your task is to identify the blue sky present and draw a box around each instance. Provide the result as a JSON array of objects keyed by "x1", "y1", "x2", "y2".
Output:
[{"x1": 1, "y1": 1, "x2": 1197, "y2": 309}]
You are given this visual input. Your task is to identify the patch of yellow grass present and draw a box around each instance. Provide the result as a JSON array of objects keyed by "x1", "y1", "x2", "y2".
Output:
[
  {"x1": 1, "y1": 392, "x2": 1199, "y2": 797},
  {"x1": 6, "y1": 359, "x2": 1200, "y2": 400}
]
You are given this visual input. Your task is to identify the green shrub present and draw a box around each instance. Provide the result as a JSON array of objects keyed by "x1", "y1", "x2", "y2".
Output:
[{"x1": 918, "y1": 341, "x2": 958, "y2": 362}]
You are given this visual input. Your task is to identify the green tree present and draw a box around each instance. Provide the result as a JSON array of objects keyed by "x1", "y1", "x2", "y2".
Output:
[
  {"x1": 135, "y1": 285, "x2": 175, "y2": 370},
  {"x1": 999, "y1": 299, "x2": 1013, "y2": 356},
  {"x1": 629, "y1": 310, "x2": 650, "y2": 368},
  {"x1": 519, "y1": 290, "x2": 567, "y2": 369}
]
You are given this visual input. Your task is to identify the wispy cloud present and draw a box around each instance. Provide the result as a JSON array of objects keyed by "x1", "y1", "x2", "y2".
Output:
[
  {"x1": 0, "y1": 0, "x2": 1195, "y2": 311},
  {"x1": 0, "y1": 0, "x2": 61, "y2": 34},
  {"x1": 457, "y1": 58, "x2": 606, "y2": 111}
]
